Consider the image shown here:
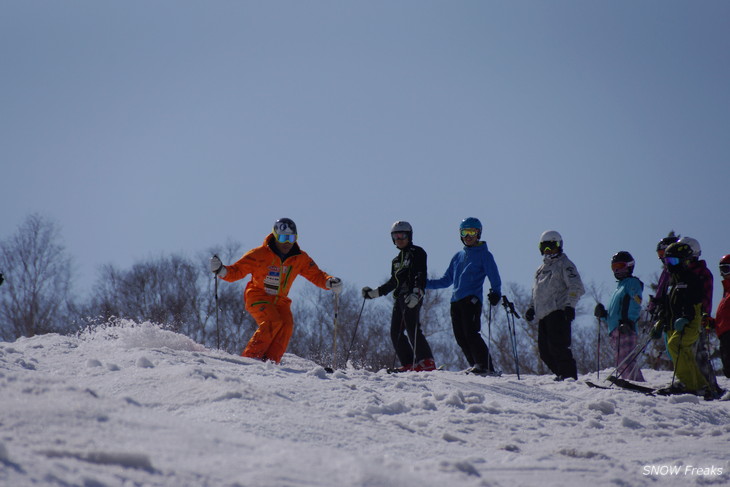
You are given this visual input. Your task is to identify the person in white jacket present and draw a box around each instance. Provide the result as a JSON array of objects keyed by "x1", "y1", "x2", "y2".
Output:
[{"x1": 525, "y1": 230, "x2": 585, "y2": 381}]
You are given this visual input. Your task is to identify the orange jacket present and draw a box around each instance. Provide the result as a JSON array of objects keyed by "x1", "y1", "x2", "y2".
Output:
[{"x1": 221, "y1": 234, "x2": 332, "y2": 307}]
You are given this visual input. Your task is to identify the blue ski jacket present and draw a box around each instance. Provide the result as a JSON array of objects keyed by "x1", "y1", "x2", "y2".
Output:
[
  {"x1": 426, "y1": 241, "x2": 501, "y2": 303},
  {"x1": 607, "y1": 276, "x2": 644, "y2": 333}
]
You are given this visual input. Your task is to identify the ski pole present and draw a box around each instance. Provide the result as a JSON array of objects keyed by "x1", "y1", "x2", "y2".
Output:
[
  {"x1": 596, "y1": 316, "x2": 601, "y2": 380},
  {"x1": 501, "y1": 296, "x2": 521, "y2": 380},
  {"x1": 332, "y1": 293, "x2": 340, "y2": 370},
  {"x1": 487, "y1": 303, "x2": 495, "y2": 372},
  {"x1": 343, "y1": 298, "x2": 366, "y2": 366},
  {"x1": 213, "y1": 254, "x2": 221, "y2": 350},
  {"x1": 616, "y1": 328, "x2": 621, "y2": 372}
]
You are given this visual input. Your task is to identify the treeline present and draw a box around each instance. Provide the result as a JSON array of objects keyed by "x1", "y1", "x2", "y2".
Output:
[{"x1": 1, "y1": 213, "x2": 682, "y2": 374}]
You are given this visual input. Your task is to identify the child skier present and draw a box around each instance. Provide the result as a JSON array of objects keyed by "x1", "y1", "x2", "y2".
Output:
[
  {"x1": 677, "y1": 236, "x2": 721, "y2": 396},
  {"x1": 594, "y1": 251, "x2": 645, "y2": 382},
  {"x1": 650, "y1": 242, "x2": 709, "y2": 395},
  {"x1": 647, "y1": 231, "x2": 679, "y2": 322},
  {"x1": 362, "y1": 221, "x2": 436, "y2": 372}
]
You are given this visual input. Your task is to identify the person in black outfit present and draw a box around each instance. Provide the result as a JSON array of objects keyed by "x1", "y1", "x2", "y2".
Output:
[{"x1": 362, "y1": 221, "x2": 436, "y2": 371}]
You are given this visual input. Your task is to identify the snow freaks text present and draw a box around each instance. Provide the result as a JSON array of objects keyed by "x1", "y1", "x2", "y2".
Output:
[{"x1": 642, "y1": 465, "x2": 724, "y2": 477}]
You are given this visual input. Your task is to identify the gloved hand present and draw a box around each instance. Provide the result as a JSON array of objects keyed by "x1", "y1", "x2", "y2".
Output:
[
  {"x1": 210, "y1": 255, "x2": 227, "y2": 277},
  {"x1": 525, "y1": 307, "x2": 535, "y2": 322},
  {"x1": 564, "y1": 306, "x2": 575, "y2": 322},
  {"x1": 674, "y1": 317, "x2": 689, "y2": 332},
  {"x1": 650, "y1": 321, "x2": 664, "y2": 339},
  {"x1": 326, "y1": 277, "x2": 342, "y2": 294},
  {"x1": 362, "y1": 286, "x2": 379, "y2": 299},
  {"x1": 487, "y1": 290, "x2": 501, "y2": 307},
  {"x1": 594, "y1": 303, "x2": 607, "y2": 319},
  {"x1": 404, "y1": 289, "x2": 423, "y2": 309}
]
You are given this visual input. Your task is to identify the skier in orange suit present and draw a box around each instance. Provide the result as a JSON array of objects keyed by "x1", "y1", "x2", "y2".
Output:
[{"x1": 210, "y1": 218, "x2": 341, "y2": 363}]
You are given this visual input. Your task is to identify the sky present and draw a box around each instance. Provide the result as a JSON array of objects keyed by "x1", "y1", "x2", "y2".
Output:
[
  {"x1": 1, "y1": 320, "x2": 728, "y2": 486},
  {"x1": 2, "y1": 1, "x2": 730, "y2": 315}
]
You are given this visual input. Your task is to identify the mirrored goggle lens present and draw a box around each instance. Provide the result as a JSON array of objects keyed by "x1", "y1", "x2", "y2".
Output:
[
  {"x1": 540, "y1": 241, "x2": 558, "y2": 252},
  {"x1": 460, "y1": 228, "x2": 479, "y2": 237},
  {"x1": 611, "y1": 261, "x2": 634, "y2": 272},
  {"x1": 664, "y1": 256, "x2": 681, "y2": 266},
  {"x1": 276, "y1": 233, "x2": 297, "y2": 243},
  {"x1": 391, "y1": 232, "x2": 408, "y2": 240}
]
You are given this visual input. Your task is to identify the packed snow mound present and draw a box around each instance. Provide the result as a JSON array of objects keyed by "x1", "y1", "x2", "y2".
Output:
[{"x1": 1, "y1": 320, "x2": 729, "y2": 487}]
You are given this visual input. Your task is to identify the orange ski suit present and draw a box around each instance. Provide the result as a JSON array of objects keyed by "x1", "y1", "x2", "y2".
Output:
[{"x1": 220, "y1": 234, "x2": 332, "y2": 363}]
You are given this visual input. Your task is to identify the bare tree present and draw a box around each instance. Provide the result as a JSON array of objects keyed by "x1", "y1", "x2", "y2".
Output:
[{"x1": 0, "y1": 214, "x2": 74, "y2": 339}]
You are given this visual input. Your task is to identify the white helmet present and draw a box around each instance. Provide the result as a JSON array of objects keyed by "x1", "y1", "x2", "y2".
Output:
[
  {"x1": 540, "y1": 230, "x2": 562, "y2": 245},
  {"x1": 539, "y1": 230, "x2": 563, "y2": 254},
  {"x1": 678, "y1": 236, "x2": 701, "y2": 258},
  {"x1": 390, "y1": 221, "x2": 413, "y2": 244},
  {"x1": 390, "y1": 221, "x2": 412, "y2": 234}
]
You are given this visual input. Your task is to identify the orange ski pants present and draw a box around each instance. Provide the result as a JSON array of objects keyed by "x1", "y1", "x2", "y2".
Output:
[{"x1": 242, "y1": 299, "x2": 294, "y2": 363}]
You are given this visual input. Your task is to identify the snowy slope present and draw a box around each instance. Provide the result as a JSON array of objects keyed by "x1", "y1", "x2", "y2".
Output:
[{"x1": 1, "y1": 320, "x2": 728, "y2": 487}]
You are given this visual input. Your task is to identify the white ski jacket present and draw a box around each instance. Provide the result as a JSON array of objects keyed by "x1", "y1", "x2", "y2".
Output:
[{"x1": 530, "y1": 253, "x2": 585, "y2": 321}]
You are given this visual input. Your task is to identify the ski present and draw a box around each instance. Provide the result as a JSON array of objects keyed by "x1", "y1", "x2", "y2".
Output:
[
  {"x1": 465, "y1": 369, "x2": 502, "y2": 377},
  {"x1": 584, "y1": 380, "x2": 612, "y2": 390},
  {"x1": 606, "y1": 376, "x2": 657, "y2": 395},
  {"x1": 385, "y1": 365, "x2": 446, "y2": 374}
]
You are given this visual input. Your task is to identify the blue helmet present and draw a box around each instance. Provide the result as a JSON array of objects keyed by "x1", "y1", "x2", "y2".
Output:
[{"x1": 460, "y1": 217, "x2": 482, "y2": 239}]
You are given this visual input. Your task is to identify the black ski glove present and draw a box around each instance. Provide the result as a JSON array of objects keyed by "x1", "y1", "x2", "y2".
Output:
[
  {"x1": 487, "y1": 290, "x2": 501, "y2": 307},
  {"x1": 525, "y1": 307, "x2": 535, "y2": 322},
  {"x1": 594, "y1": 303, "x2": 607, "y2": 319}
]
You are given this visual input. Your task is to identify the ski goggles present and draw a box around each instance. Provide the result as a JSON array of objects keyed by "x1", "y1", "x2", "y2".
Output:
[
  {"x1": 460, "y1": 228, "x2": 479, "y2": 238},
  {"x1": 720, "y1": 264, "x2": 730, "y2": 276},
  {"x1": 391, "y1": 232, "x2": 409, "y2": 241},
  {"x1": 275, "y1": 233, "x2": 297, "y2": 243},
  {"x1": 664, "y1": 256, "x2": 681, "y2": 266},
  {"x1": 539, "y1": 241, "x2": 560, "y2": 253},
  {"x1": 611, "y1": 261, "x2": 634, "y2": 272}
]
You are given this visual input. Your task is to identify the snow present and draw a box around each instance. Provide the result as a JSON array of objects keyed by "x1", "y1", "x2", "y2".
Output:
[{"x1": 1, "y1": 320, "x2": 729, "y2": 487}]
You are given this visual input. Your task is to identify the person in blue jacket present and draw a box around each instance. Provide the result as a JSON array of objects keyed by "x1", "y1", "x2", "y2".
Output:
[
  {"x1": 594, "y1": 251, "x2": 645, "y2": 382},
  {"x1": 427, "y1": 217, "x2": 502, "y2": 375}
]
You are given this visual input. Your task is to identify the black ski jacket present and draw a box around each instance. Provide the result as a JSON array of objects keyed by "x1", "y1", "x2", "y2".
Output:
[
  {"x1": 377, "y1": 243, "x2": 427, "y2": 299},
  {"x1": 663, "y1": 268, "x2": 703, "y2": 325}
]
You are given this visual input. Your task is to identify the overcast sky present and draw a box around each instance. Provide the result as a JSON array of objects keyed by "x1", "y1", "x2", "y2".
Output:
[{"x1": 2, "y1": 1, "x2": 729, "y2": 316}]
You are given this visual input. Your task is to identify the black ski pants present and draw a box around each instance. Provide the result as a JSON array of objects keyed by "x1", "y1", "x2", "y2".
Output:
[
  {"x1": 391, "y1": 298, "x2": 433, "y2": 367},
  {"x1": 538, "y1": 309, "x2": 577, "y2": 380},
  {"x1": 450, "y1": 296, "x2": 494, "y2": 370}
]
